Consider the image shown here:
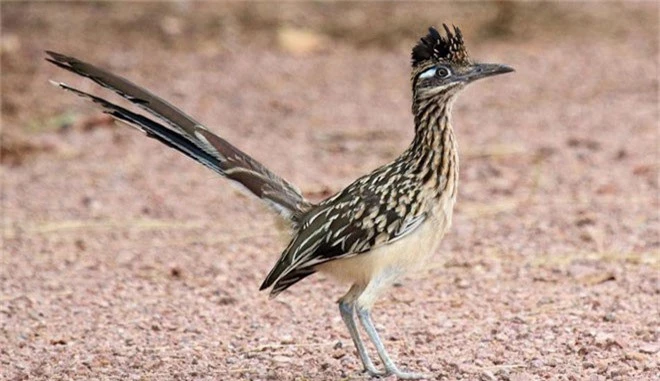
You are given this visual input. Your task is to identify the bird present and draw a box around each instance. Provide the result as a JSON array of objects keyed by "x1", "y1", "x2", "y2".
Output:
[{"x1": 46, "y1": 24, "x2": 513, "y2": 379}]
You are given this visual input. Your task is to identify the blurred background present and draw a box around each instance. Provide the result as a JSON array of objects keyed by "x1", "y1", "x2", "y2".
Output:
[{"x1": 2, "y1": 2, "x2": 658, "y2": 380}]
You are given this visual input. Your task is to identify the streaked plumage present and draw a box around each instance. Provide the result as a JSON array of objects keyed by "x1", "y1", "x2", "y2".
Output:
[
  {"x1": 47, "y1": 24, "x2": 513, "y2": 379},
  {"x1": 46, "y1": 52, "x2": 310, "y2": 226}
]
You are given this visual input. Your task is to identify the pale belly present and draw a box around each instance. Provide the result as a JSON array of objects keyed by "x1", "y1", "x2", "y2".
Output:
[{"x1": 317, "y1": 194, "x2": 456, "y2": 288}]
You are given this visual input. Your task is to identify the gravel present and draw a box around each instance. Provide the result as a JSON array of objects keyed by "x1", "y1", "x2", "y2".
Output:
[{"x1": 2, "y1": 3, "x2": 658, "y2": 380}]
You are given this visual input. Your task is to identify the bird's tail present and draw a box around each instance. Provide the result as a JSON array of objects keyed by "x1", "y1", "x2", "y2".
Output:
[{"x1": 46, "y1": 51, "x2": 310, "y2": 226}]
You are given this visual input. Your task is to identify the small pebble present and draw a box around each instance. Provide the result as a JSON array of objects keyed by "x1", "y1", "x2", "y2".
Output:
[
  {"x1": 272, "y1": 355, "x2": 293, "y2": 364},
  {"x1": 603, "y1": 313, "x2": 616, "y2": 322},
  {"x1": 639, "y1": 344, "x2": 659, "y2": 354},
  {"x1": 480, "y1": 370, "x2": 497, "y2": 381},
  {"x1": 594, "y1": 332, "x2": 614, "y2": 347},
  {"x1": 530, "y1": 358, "x2": 544, "y2": 369},
  {"x1": 332, "y1": 349, "x2": 345, "y2": 359},
  {"x1": 279, "y1": 334, "x2": 294, "y2": 344}
]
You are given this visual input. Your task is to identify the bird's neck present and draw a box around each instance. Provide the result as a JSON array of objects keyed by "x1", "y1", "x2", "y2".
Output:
[
  {"x1": 413, "y1": 97, "x2": 453, "y2": 147},
  {"x1": 410, "y1": 92, "x2": 457, "y2": 154},
  {"x1": 406, "y1": 94, "x2": 459, "y2": 197}
]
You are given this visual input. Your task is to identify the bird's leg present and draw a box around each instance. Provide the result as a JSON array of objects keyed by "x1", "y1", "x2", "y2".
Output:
[
  {"x1": 338, "y1": 300, "x2": 387, "y2": 377},
  {"x1": 357, "y1": 307, "x2": 429, "y2": 380},
  {"x1": 339, "y1": 285, "x2": 386, "y2": 377}
]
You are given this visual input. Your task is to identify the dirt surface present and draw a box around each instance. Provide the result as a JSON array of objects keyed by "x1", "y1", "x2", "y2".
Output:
[{"x1": 1, "y1": 3, "x2": 659, "y2": 381}]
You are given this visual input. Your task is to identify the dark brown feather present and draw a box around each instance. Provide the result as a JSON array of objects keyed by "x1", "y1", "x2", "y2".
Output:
[
  {"x1": 411, "y1": 24, "x2": 470, "y2": 67},
  {"x1": 46, "y1": 51, "x2": 310, "y2": 223}
]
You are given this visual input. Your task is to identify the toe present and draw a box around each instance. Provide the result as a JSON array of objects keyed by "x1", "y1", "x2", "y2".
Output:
[
  {"x1": 390, "y1": 370, "x2": 431, "y2": 380},
  {"x1": 362, "y1": 368, "x2": 390, "y2": 379}
]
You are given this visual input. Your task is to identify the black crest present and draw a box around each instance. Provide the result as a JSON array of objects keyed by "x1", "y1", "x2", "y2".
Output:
[{"x1": 412, "y1": 25, "x2": 469, "y2": 67}]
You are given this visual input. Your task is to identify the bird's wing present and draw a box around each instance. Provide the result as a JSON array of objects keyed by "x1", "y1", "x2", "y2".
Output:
[
  {"x1": 46, "y1": 51, "x2": 310, "y2": 223},
  {"x1": 261, "y1": 170, "x2": 427, "y2": 296}
]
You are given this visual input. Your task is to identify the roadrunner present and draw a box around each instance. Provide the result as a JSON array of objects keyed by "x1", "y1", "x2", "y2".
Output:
[{"x1": 47, "y1": 25, "x2": 513, "y2": 379}]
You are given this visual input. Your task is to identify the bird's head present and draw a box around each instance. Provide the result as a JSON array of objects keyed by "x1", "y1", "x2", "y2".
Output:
[{"x1": 411, "y1": 25, "x2": 513, "y2": 104}]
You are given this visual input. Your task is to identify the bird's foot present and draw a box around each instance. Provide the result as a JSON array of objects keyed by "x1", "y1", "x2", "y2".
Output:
[
  {"x1": 362, "y1": 367, "x2": 389, "y2": 378},
  {"x1": 362, "y1": 367, "x2": 430, "y2": 380},
  {"x1": 385, "y1": 368, "x2": 431, "y2": 380}
]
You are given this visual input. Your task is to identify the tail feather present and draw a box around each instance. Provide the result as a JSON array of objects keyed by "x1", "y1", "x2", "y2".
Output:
[
  {"x1": 51, "y1": 81, "x2": 225, "y2": 178},
  {"x1": 46, "y1": 51, "x2": 198, "y2": 137},
  {"x1": 46, "y1": 51, "x2": 310, "y2": 224}
]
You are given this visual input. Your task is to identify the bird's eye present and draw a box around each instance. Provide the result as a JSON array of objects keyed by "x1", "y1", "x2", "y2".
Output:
[
  {"x1": 435, "y1": 66, "x2": 451, "y2": 78},
  {"x1": 418, "y1": 66, "x2": 452, "y2": 80}
]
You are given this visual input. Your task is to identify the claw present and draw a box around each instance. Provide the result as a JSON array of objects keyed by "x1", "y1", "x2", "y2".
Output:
[
  {"x1": 362, "y1": 368, "x2": 389, "y2": 378},
  {"x1": 388, "y1": 370, "x2": 431, "y2": 380}
]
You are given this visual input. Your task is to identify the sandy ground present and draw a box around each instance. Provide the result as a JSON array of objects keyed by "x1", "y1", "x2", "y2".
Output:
[{"x1": 1, "y1": 3, "x2": 659, "y2": 381}]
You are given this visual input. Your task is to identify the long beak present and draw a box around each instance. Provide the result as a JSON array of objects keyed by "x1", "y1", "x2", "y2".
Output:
[{"x1": 462, "y1": 63, "x2": 515, "y2": 82}]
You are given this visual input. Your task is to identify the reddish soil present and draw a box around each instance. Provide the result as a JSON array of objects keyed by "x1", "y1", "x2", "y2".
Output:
[{"x1": 2, "y1": 3, "x2": 658, "y2": 381}]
